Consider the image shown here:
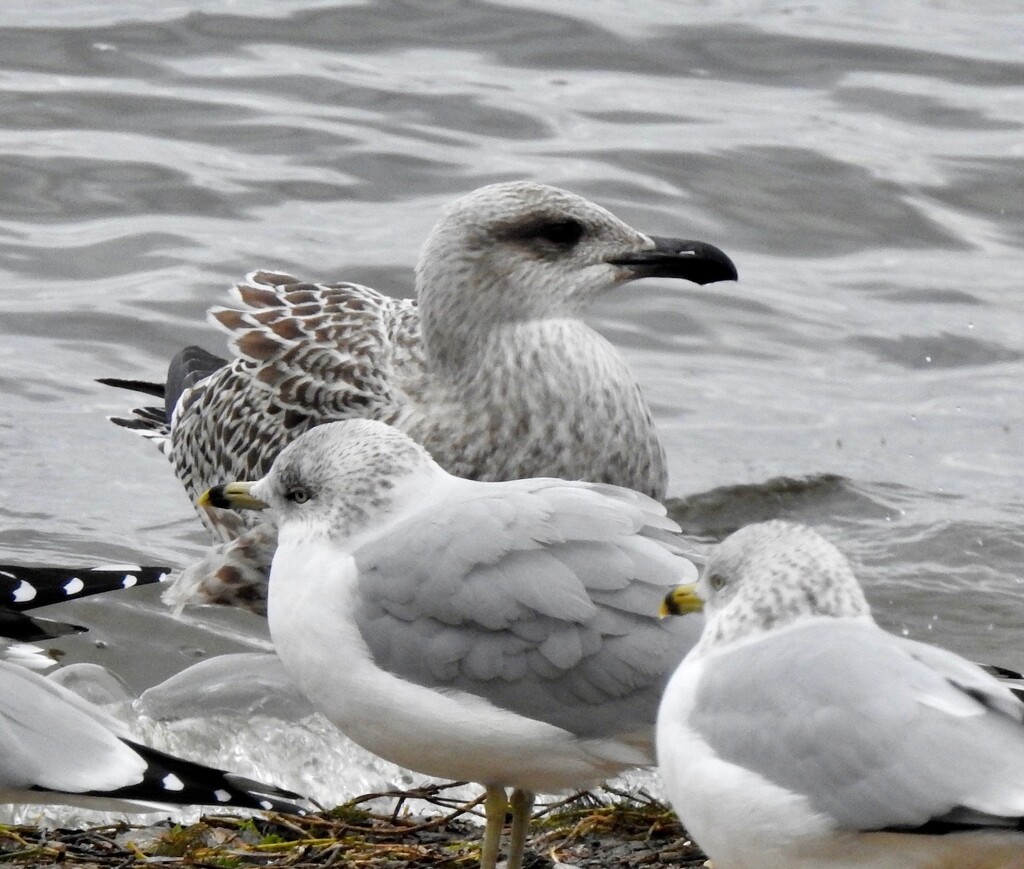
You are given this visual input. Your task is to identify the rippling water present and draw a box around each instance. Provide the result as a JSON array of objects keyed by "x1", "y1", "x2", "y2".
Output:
[{"x1": 1, "y1": 0, "x2": 1022, "y2": 814}]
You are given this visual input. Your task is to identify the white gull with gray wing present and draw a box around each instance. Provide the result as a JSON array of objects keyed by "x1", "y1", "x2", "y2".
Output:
[
  {"x1": 657, "y1": 521, "x2": 1024, "y2": 869},
  {"x1": 201, "y1": 418, "x2": 703, "y2": 869}
]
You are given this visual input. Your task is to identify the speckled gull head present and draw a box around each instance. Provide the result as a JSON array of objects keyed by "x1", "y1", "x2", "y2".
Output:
[
  {"x1": 203, "y1": 419, "x2": 437, "y2": 544},
  {"x1": 416, "y1": 181, "x2": 737, "y2": 368},
  {"x1": 662, "y1": 520, "x2": 871, "y2": 649}
]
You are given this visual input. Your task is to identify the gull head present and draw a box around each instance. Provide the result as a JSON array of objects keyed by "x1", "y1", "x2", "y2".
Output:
[
  {"x1": 201, "y1": 420, "x2": 444, "y2": 543},
  {"x1": 416, "y1": 181, "x2": 736, "y2": 362},
  {"x1": 667, "y1": 521, "x2": 872, "y2": 649}
]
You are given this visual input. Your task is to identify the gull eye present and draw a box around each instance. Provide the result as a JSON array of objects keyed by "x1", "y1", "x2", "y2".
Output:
[
  {"x1": 286, "y1": 487, "x2": 310, "y2": 504},
  {"x1": 532, "y1": 219, "x2": 585, "y2": 247},
  {"x1": 708, "y1": 573, "x2": 727, "y2": 592},
  {"x1": 509, "y1": 218, "x2": 585, "y2": 248}
]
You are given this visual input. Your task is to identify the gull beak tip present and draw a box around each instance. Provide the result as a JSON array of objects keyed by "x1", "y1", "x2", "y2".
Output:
[
  {"x1": 198, "y1": 482, "x2": 268, "y2": 511},
  {"x1": 661, "y1": 584, "x2": 705, "y2": 617}
]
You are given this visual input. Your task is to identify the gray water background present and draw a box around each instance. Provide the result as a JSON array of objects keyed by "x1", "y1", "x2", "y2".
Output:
[{"x1": 0, "y1": 0, "x2": 1022, "y2": 810}]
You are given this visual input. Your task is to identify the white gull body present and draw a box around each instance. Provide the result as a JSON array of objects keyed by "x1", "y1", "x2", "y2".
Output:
[
  {"x1": 657, "y1": 521, "x2": 1024, "y2": 869},
  {"x1": 105, "y1": 181, "x2": 736, "y2": 612},
  {"x1": 204, "y1": 418, "x2": 704, "y2": 869}
]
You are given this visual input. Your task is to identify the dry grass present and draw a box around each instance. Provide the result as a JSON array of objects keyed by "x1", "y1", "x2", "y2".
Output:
[{"x1": 0, "y1": 784, "x2": 708, "y2": 869}]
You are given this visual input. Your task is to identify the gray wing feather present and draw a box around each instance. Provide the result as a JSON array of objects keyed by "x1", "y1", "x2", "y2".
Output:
[
  {"x1": 689, "y1": 620, "x2": 1024, "y2": 830},
  {"x1": 447, "y1": 551, "x2": 597, "y2": 627},
  {"x1": 353, "y1": 478, "x2": 701, "y2": 741}
]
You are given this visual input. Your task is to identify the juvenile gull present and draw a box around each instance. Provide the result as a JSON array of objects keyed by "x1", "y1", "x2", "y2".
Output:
[
  {"x1": 657, "y1": 521, "x2": 1024, "y2": 869},
  {"x1": 0, "y1": 660, "x2": 306, "y2": 813},
  {"x1": 103, "y1": 181, "x2": 736, "y2": 612},
  {"x1": 200, "y1": 418, "x2": 704, "y2": 869}
]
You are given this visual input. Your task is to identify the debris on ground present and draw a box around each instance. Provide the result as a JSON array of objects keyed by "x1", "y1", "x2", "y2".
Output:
[{"x1": 0, "y1": 784, "x2": 709, "y2": 868}]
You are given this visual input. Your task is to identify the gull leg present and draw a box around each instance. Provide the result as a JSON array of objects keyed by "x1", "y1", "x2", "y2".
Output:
[
  {"x1": 481, "y1": 785, "x2": 508, "y2": 869},
  {"x1": 506, "y1": 788, "x2": 535, "y2": 869}
]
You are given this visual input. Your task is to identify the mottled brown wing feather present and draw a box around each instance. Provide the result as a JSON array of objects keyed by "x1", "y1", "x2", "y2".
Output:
[{"x1": 170, "y1": 272, "x2": 424, "y2": 513}]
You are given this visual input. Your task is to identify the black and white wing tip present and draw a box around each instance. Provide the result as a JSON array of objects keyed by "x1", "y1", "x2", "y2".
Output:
[
  {"x1": 73, "y1": 739, "x2": 310, "y2": 815},
  {"x1": 0, "y1": 564, "x2": 172, "y2": 612}
]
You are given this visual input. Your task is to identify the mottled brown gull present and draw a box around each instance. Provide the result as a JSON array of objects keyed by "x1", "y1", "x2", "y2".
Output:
[
  {"x1": 199, "y1": 418, "x2": 704, "y2": 869},
  {"x1": 658, "y1": 521, "x2": 1024, "y2": 869},
  {"x1": 103, "y1": 181, "x2": 736, "y2": 612},
  {"x1": 0, "y1": 660, "x2": 305, "y2": 813}
]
